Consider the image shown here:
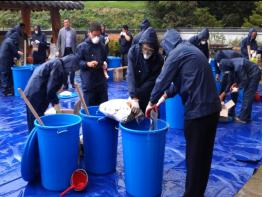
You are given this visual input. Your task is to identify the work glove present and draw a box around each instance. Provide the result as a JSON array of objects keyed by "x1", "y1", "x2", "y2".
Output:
[
  {"x1": 156, "y1": 93, "x2": 167, "y2": 110},
  {"x1": 53, "y1": 104, "x2": 61, "y2": 113},
  {"x1": 130, "y1": 99, "x2": 140, "y2": 114},
  {"x1": 120, "y1": 32, "x2": 124, "y2": 36},
  {"x1": 145, "y1": 102, "x2": 156, "y2": 118},
  {"x1": 35, "y1": 40, "x2": 40, "y2": 44},
  {"x1": 215, "y1": 74, "x2": 220, "y2": 81},
  {"x1": 105, "y1": 37, "x2": 109, "y2": 44}
]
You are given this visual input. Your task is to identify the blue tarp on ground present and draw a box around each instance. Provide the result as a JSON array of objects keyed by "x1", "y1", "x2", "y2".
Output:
[{"x1": 0, "y1": 78, "x2": 261, "y2": 197}]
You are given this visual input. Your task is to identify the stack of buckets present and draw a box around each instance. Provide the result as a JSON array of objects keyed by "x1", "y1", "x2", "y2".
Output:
[
  {"x1": 31, "y1": 104, "x2": 170, "y2": 196},
  {"x1": 107, "y1": 56, "x2": 121, "y2": 81}
]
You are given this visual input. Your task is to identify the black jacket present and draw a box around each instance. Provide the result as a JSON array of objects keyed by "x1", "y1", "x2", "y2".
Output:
[
  {"x1": 240, "y1": 28, "x2": 258, "y2": 59},
  {"x1": 119, "y1": 32, "x2": 133, "y2": 54},
  {"x1": 132, "y1": 19, "x2": 151, "y2": 45}
]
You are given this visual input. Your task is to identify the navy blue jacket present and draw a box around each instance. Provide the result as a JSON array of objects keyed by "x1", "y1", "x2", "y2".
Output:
[
  {"x1": 5, "y1": 24, "x2": 24, "y2": 39},
  {"x1": 214, "y1": 50, "x2": 242, "y2": 74},
  {"x1": 132, "y1": 19, "x2": 151, "y2": 45},
  {"x1": 30, "y1": 26, "x2": 47, "y2": 63},
  {"x1": 119, "y1": 32, "x2": 133, "y2": 54},
  {"x1": 24, "y1": 55, "x2": 80, "y2": 108},
  {"x1": 150, "y1": 29, "x2": 221, "y2": 120},
  {"x1": 0, "y1": 32, "x2": 20, "y2": 72},
  {"x1": 100, "y1": 32, "x2": 109, "y2": 56},
  {"x1": 127, "y1": 27, "x2": 163, "y2": 108},
  {"x1": 220, "y1": 57, "x2": 261, "y2": 92},
  {"x1": 77, "y1": 38, "x2": 107, "y2": 92},
  {"x1": 189, "y1": 28, "x2": 210, "y2": 59},
  {"x1": 240, "y1": 28, "x2": 258, "y2": 59}
]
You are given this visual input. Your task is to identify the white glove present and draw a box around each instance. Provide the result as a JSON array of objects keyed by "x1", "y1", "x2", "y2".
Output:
[
  {"x1": 55, "y1": 51, "x2": 59, "y2": 57},
  {"x1": 156, "y1": 93, "x2": 167, "y2": 107},
  {"x1": 31, "y1": 41, "x2": 34, "y2": 45},
  {"x1": 35, "y1": 40, "x2": 40, "y2": 44},
  {"x1": 103, "y1": 61, "x2": 108, "y2": 69},
  {"x1": 130, "y1": 99, "x2": 140, "y2": 114},
  {"x1": 123, "y1": 32, "x2": 127, "y2": 36},
  {"x1": 120, "y1": 32, "x2": 124, "y2": 36},
  {"x1": 105, "y1": 37, "x2": 109, "y2": 44}
]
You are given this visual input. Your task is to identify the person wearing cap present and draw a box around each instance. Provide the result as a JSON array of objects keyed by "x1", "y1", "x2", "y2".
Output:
[
  {"x1": 218, "y1": 57, "x2": 261, "y2": 123},
  {"x1": 132, "y1": 19, "x2": 151, "y2": 45},
  {"x1": 145, "y1": 29, "x2": 221, "y2": 196},
  {"x1": 240, "y1": 28, "x2": 258, "y2": 60},
  {"x1": 119, "y1": 25, "x2": 133, "y2": 79},
  {"x1": 24, "y1": 54, "x2": 80, "y2": 132},
  {"x1": 127, "y1": 27, "x2": 163, "y2": 114},
  {"x1": 189, "y1": 28, "x2": 210, "y2": 59}
]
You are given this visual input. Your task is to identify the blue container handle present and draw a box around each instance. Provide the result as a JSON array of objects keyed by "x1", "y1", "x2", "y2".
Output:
[{"x1": 57, "y1": 128, "x2": 68, "y2": 134}]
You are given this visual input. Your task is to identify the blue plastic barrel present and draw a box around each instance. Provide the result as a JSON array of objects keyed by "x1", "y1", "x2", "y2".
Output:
[
  {"x1": 107, "y1": 56, "x2": 121, "y2": 80},
  {"x1": 159, "y1": 102, "x2": 166, "y2": 120},
  {"x1": 238, "y1": 88, "x2": 244, "y2": 103},
  {"x1": 165, "y1": 95, "x2": 184, "y2": 129},
  {"x1": 120, "y1": 118, "x2": 169, "y2": 197},
  {"x1": 11, "y1": 65, "x2": 34, "y2": 96},
  {"x1": 80, "y1": 106, "x2": 119, "y2": 175},
  {"x1": 35, "y1": 114, "x2": 81, "y2": 191}
]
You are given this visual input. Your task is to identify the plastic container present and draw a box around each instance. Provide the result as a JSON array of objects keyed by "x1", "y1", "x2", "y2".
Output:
[
  {"x1": 11, "y1": 65, "x2": 34, "y2": 96},
  {"x1": 159, "y1": 102, "x2": 166, "y2": 120},
  {"x1": 120, "y1": 118, "x2": 169, "y2": 197},
  {"x1": 107, "y1": 56, "x2": 121, "y2": 80},
  {"x1": 165, "y1": 95, "x2": 184, "y2": 129},
  {"x1": 35, "y1": 114, "x2": 81, "y2": 191},
  {"x1": 80, "y1": 106, "x2": 119, "y2": 175}
]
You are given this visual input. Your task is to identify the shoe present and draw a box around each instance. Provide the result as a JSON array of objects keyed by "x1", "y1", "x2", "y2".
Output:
[{"x1": 234, "y1": 117, "x2": 247, "y2": 124}]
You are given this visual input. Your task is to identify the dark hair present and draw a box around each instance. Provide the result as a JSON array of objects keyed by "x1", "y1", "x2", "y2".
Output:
[
  {"x1": 89, "y1": 21, "x2": 102, "y2": 32},
  {"x1": 20, "y1": 23, "x2": 25, "y2": 27},
  {"x1": 122, "y1": 25, "x2": 128, "y2": 30}
]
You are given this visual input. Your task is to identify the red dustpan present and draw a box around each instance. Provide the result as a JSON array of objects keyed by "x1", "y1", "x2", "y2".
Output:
[{"x1": 60, "y1": 169, "x2": 88, "y2": 196}]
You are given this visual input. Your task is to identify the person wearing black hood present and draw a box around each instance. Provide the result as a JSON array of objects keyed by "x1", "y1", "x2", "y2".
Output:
[
  {"x1": 76, "y1": 22, "x2": 108, "y2": 106},
  {"x1": 0, "y1": 32, "x2": 23, "y2": 96},
  {"x1": 4, "y1": 23, "x2": 25, "y2": 39},
  {"x1": 146, "y1": 29, "x2": 221, "y2": 197},
  {"x1": 240, "y1": 28, "x2": 258, "y2": 60},
  {"x1": 127, "y1": 27, "x2": 163, "y2": 113},
  {"x1": 30, "y1": 25, "x2": 47, "y2": 65},
  {"x1": 24, "y1": 54, "x2": 80, "y2": 131},
  {"x1": 100, "y1": 24, "x2": 110, "y2": 56},
  {"x1": 189, "y1": 28, "x2": 210, "y2": 59},
  {"x1": 132, "y1": 19, "x2": 151, "y2": 45}
]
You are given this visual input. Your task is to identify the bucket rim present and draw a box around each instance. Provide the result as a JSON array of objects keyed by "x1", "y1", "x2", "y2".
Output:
[
  {"x1": 79, "y1": 107, "x2": 104, "y2": 119},
  {"x1": 11, "y1": 65, "x2": 34, "y2": 70},
  {"x1": 34, "y1": 113, "x2": 81, "y2": 129},
  {"x1": 119, "y1": 119, "x2": 169, "y2": 134}
]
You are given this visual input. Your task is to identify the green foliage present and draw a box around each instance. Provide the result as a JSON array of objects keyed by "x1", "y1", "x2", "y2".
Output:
[
  {"x1": 0, "y1": 10, "x2": 20, "y2": 29},
  {"x1": 242, "y1": 1, "x2": 262, "y2": 28},
  {"x1": 193, "y1": 8, "x2": 223, "y2": 27},
  {"x1": 108, "y1": 40, "x2": 120, "y2": 56}
]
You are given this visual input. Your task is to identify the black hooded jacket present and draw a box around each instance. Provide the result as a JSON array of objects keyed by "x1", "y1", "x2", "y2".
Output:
[
  {"x1": 240, "y1": 28, "x2": 258, "y2": 59},
  {"x1": 132, "y1": 19, "x2": 151, "y2": 45}
]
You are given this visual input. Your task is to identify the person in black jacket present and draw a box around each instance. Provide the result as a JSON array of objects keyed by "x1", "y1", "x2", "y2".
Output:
[
  {"x1": 77, "y1": 22, "x2": 108, "y2": 106},
  {"x1": 119, "y1": 25, "x2": 133, "y2": 79},
  {"x1": 0, "y1": 32, "x2": 23, "y2": 96},
  {"x1": 100, "y1": 24, "x2": 110, "y2": 56},
  {"x1": 24, "y1": 54, "x2": 80, "y2": 131},
  {"x1": 132, "y1": 19, "x2": 151, "y2": 45},
  {"x1": 127, "y1": 27, "x2": 163, "y2": 113},
  {"x1": 30, "y1": 25, "x2": 47, "y2": 65},
  {"x1": 240, "y1": 28, "x2": 258, "y2": 60},
  {"x1": 189, "y1": 28, "x2": 210, "y2": 59},
  {"x1": 4, "y1": 23, "x2": 25, "y2": 39},
  {"x1": 146, "y1": 29, "x2": 221, "y2": 197}
]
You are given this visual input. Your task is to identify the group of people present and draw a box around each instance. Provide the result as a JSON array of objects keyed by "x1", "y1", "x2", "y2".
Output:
[{"x1": 0, "y1": 18, "x2": 261, "y2": 196}]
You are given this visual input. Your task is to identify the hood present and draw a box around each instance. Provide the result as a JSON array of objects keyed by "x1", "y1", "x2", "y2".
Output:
[
  {"x1": 140, "y1": 19, "x2": 150, "y2": 31},
  {"x1": 220, "y1": 59, "x2": 234, "y2": 72},
  {"x1": 9, "y1": 32, "x2": 20, "y2": 43},
  {"x1": 61, "y1": 54, "x2": 80, "y2": 73},
  {"x1": 160, "y1": 29, "x2": 182, "y2": 56},
  {"x1": 248, "y1": 28, "x2": 257, "y2": 41},
  {"x1": 139, "y1": 27, "x2": 159, "y2": 51},
  {"x1": 214, "y1": 50, "x2": 224, "y2": 63},
  {"x1": 197, "y1": 28, "x2": 209, "y2": 40},
  {"x1": 34, "y1": 25, "x2": 42, "y2": 35}
]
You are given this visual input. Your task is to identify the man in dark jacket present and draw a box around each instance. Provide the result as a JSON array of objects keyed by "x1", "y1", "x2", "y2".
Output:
[
  {"x1": 127, "y1": 27, "x2": 163, "y2": 113},
  {"x1": 132, "y1": 19, "x2": 151, "y2": 45},
  {"x1": 219, "y1": 57, "x2": 261, "y2": 123},
  {"x1": 189, "y1": 28, "x2": 210, "y2": 59},
  {"x1": 240, "y1": 28, "x2": 258, "y2": 60},
  {"x1": 119, "y1": 25, "x2": 133, "y2": 79},
  {"x1": 100, "y1": 24, "x2": 110, "y2": 56},
  {"x1": 4, "y1": 23, "x2": 25, "y2": 39},
  {"x1": 77, "y1": 22, "x2": 108, "y2": 106},
  {"x1": 146, "y1": 29, "x2": 221, "y2": 197},
  {"x1": 0, "y1": 32, "x2": 23, "y2": 96},
  {"x1": 214, "y1": 50, "x2": 242, "y2": 117},
  {"x1": 30, "y1": 25, "x2": 47, "y2": 65},
  {"x1": 24, "y1": 54, "x2": 80, "y2": 131}
]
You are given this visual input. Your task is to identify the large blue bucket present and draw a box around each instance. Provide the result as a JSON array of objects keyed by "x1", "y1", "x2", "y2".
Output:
[
  {"x1": 80, "y1": 106, "x2": 119, "y2": 175},
  {"x1": 159, "y1": 102, "x2": 166, "y2": 120},
  {"x1": 107, "y1": 56, "x2": 121, "y2": 81},
  {"x1": 34, "y1": 114, "x2": 81, "y2": 191},
  {"x1": 120, "y1": 119, "x2": 168, "y2": 197},
  {"x1": 11, "y1": 65, "x2": 34, "y2": 96},
  {"x1": 165, "y1": 95, "x2": 184, "y2": 129},
  {"x1": 238, "y1": 88, "x2": 244, "y2": 103}
]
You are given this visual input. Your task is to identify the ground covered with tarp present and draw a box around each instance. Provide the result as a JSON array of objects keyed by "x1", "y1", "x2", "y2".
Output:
[{"x1": 0, "y1": 78, "x2": 261, "y2": 197}]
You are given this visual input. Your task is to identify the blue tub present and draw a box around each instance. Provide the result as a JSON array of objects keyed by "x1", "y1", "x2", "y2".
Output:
[
  {"x1": 80, "y1": 106, "x2": 119, "y2": 175},
  {"x1": 107, "y1": 56, "x2": 121, "y2": 81},
  {"x1": 35, "y1": 114, "x2": 81, "y2": 191},
  {"x1": 165, "y1": 95, "x2": 184, "y2": 129},
  {"x1": 120, "y1": 118, "x2": 169, "y2": 197},
  {"x1": 11, "y1": 65, "x2": 34, "y2": 96}
]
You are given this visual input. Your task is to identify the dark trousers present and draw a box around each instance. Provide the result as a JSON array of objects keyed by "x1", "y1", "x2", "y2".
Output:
[
  {"x1": 239, "y1": 74, "x2": 261, "y2": 121},
  {"x1": 183, "y1": 112, "x2": 219, "y2": 197},
  {"x1": 26, "y1": 103, "x2": 47, "y2": 132},
  {"x1": 1, "y1": 68, "x2": 13, "y2": 94},
  {"x1": 121, "y1": 53, "x2": 128, "y2": 79},
  {"x1": 63, "y1": 47, "x2": 75, "y2": 87},
  {"x1": 83, "y1": 86, "x2": 108, "y2": 106}
]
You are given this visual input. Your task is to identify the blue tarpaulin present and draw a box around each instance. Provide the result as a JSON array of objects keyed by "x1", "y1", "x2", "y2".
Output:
[{"x1": 0, "y1": 78, "x2": 261, "y2": 197}]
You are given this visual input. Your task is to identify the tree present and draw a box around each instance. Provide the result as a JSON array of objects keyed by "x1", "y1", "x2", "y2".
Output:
[
  {"x1": 242, "y1": 1, "x2": 262, "y2": 28},
  {"x1": 193, "y1": 8, "x2": 223, "y2": 27}
]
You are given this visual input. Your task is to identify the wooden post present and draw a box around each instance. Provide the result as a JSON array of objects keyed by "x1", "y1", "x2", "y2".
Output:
[{"x1": 50, "y1": 8, "x2": 61, "y2": 44}]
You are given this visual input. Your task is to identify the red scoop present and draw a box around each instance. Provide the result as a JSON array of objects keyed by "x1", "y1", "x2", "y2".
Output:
[{"x1": 60, "y1": 169, "x2": 88, "y2": 196}]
